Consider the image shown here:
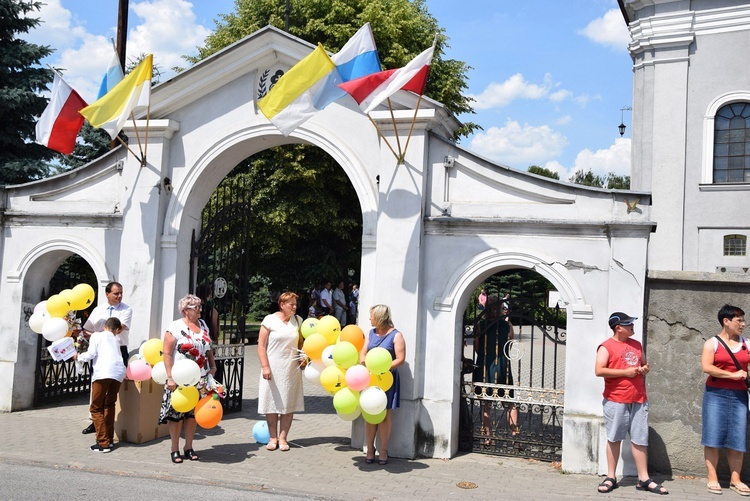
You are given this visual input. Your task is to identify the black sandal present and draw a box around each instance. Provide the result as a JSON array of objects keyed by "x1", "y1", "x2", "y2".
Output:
[
  {"x1": 636, "y1": 478, "x2": 668, "y2": 495},
  {"x1": 170, "y1": 451, "x2": 183, "y2": 464},
  {"x1": 598, "y1": 477, "x2": 618, "y2": 493},
  {"x1": 184, "y1": 448, "x2": 199, "y2": 461}
]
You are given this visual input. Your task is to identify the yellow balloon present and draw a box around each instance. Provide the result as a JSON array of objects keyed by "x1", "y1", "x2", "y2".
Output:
[
  {"x1": 46, "y1": 294, "x2": 70, "y2": 318},
  {"x1": 59, "y1": 289, "x2": 75, "y2": 308},
  {"x1": 71, "y1": 283, "x2": 96, "y2": 310},
  {"x1": 370, "y1": 370, "x2": 394, "y2": 391},
  {"x1": 171, "y1": 386, "x2": 199, "y2": 413},
  {"x1": 317, "y1": 315, "x2": 341, "y2": 345},
  {"x1": 319, "y1": 365, "x2": 346, "y2": 395},
  {"x1": 142, "y1": 338, "x2": 164, "y2": 366}
]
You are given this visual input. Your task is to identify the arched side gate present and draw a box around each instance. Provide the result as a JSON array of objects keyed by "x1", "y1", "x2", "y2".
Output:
[
  {"x1": 189, "y1": 173, "x2": 254, "y2": 414},
  {"x1": 459, "y1": 295, "x2": 566, "y2": 461},
  {"x1": 34, "y1": 255, "x2": 96, "y2": 406}
]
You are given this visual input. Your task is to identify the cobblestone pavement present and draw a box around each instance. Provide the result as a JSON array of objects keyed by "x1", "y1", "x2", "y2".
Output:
[{"x1": 0, "y1": 348, "x2": 711, "y2": 500}]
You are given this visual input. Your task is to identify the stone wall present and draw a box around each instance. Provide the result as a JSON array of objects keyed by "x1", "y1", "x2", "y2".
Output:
[{"x1": 646, "y1": 270, "x2": 750, "y2": 477}]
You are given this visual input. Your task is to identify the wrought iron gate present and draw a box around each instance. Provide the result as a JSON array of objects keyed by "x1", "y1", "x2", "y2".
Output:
[
  {"x1": 190, "y1": 173, "x2": 254, "y2": 414},
  {"x1": 34, "y1": 255, "x2": 96, "y2": 407},
  {"x1": 459, "y1": 294, "x2": 566, "y2": 461}
]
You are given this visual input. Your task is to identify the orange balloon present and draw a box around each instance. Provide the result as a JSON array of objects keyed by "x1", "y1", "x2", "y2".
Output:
[
  {"x1": 303, "y1": 333, "x2": 329, "y2": 361},
  {"x1": 195, "y1": 394, "x2": 223, "y2": 428},
  {"x1": 340, "y1": 325, "x2": 365, "y2": 352}
]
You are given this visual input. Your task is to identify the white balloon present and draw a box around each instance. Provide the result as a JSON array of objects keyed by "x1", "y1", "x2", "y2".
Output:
[
  {"x1": 321, "y1": 345, "x2": 335, "y2": 367},
  {"x1": 151, "y1": 361, "x2": 168, "y2": 384},
  {"x1": 171, "y1": 359, "x2": 201, "y2": 387},
  {"x1": 34, "y1": 301, "x2": 48, "y2": 315},
  {"x1": 42, "y1": 317, "x2": 69, "y2": 342},
  {"x1": 29, "y1": 312, "x2": 47, "y2": 334},
  {"x1": 304, "y1": 360, "x2": 326, "y2": 385},
  {"x1": 359, "y1": 386, "x2": 387, "y2": 415}
]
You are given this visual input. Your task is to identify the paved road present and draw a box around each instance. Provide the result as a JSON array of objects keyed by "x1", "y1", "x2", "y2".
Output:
[{"x1": 0, "y1": 346, "x2": 712, "y2": 500}]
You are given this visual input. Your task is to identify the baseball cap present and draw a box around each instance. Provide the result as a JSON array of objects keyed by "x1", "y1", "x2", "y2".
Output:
[{"x1": 609, "y1": 312, "x2": 637, "y2": 329}]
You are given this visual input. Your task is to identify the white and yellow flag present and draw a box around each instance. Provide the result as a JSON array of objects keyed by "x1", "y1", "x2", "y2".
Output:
[{"x1": 80, "y1": 54, "x2": 152, "y2": 139}]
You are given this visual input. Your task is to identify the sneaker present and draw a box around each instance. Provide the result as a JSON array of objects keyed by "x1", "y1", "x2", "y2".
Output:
[
  {"x1": 82, "y1": 423, "x2": 96, "y2": 434},
  {"x1": 90, "y1": 444, "x2": 112, "y2": 453}
]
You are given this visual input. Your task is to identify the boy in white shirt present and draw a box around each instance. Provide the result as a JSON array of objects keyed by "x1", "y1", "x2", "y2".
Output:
[{"x1": 75, "y1": 317, "x2": 126, "y2": 453}]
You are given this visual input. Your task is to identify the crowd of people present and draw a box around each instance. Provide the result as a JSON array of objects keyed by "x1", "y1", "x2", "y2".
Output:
[
  {"x1": 304, "y1": 280, "x2": 359, "y2": 325},
  {"x1": 72, "y1": 281, "x2": 750, "y2": 494}
]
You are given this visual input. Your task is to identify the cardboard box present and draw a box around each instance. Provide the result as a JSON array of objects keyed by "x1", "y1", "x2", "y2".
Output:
[{"x1": 114, "y1": 379, "x2": 169, "y2": 444}]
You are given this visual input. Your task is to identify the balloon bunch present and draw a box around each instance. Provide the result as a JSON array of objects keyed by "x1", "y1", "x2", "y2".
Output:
[
  {"x1": 28, "y1": 283, "x2": 96, "y2": 342},
  {"x1": 300, "y1": 316, "x2": 394, "y2": 425},
  {"x1": 130, "y1": 338, "x2": 224, "y2": 429}
]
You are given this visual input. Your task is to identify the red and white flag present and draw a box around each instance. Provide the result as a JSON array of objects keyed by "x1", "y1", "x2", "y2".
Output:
[
  {"x1": 338, "y1": 38, "x2": 435, "y2": 114},
  {"x1": 36, "y1": 74, "x2": 87, "y2": 155}
]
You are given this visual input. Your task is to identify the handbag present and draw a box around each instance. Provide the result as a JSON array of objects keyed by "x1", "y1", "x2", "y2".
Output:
[{"x1": 714, "y1": 335, "x2": 750, "y2": 389}]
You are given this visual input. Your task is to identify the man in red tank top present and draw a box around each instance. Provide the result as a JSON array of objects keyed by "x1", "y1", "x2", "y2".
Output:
[{"x1": 594, "y1": 312, "x2": 668, "y2": 495}]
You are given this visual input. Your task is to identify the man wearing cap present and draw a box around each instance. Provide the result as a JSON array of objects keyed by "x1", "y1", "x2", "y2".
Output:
[
  {"x1": 80, "y1": 281, "x2": 133, "y2": 435},
  {"x1": 594, "y1": 312, "x2": 668, "y2": 495}
]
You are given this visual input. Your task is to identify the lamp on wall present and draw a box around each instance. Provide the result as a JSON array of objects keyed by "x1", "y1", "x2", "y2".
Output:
[
  {"x1": 619, "y1": 106, "x2": 632, "y2": 137},
  {"x1": 443, "y1": 155, "x2": 455, "y2": 168}
]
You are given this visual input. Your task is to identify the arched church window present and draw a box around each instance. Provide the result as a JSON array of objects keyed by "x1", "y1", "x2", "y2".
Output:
[
  {"x1": 724, "y1": 234, "x2": 747, "y2": 256},
  {"x1": 714, "y1": 103, "x2": 750, "y2": 183}
]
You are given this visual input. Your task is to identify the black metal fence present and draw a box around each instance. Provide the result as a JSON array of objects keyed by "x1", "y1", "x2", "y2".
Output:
[{"x1": 459, "y1": 294, "x2": 566, "y2": 462}]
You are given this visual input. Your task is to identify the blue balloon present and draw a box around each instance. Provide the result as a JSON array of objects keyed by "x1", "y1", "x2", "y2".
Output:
[{"x1": 252, "y1": 421, "x2": 270, "y2": 444}]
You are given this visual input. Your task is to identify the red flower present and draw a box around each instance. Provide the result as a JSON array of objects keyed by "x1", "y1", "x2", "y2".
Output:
[
  {"x1": 196, "y1": 356, "x2": 206, "y2": 368},
  {"x1": 189, "y1": 347, "x2": 200, "y2": 357},
  {"x1": 179, "y1": 343, "x2": 192, "y2": 352}
]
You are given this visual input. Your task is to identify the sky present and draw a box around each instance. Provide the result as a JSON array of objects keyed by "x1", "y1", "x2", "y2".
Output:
[{"x1": 25, "y1": 0, "x2": 634, "y2": 181}]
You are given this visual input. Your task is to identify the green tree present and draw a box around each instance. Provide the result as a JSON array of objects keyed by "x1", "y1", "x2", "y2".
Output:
[
  {"x1": 569, "y1": 169, "x2": 631, "y2": 189},
  {"x1": 605, "y1": 172, "x2": 630, "y2": 190},
  {"x1": 0, "y1": 0, "x2": 55, "y2": 184},
  {"x1": 569, "y1": 169, "x2": 604, "y2": 187},
  {"x1": 188, "y1": 0, "x2": 477, "y2": 137},
  {"x1": 528, "y1": 165, "x2": 559, "y2": 180}
]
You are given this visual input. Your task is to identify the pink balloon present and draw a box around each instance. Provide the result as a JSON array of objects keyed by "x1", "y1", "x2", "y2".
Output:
[
  {"x1": 345, "y1": 364, "x2": 371, "y2": 391},
  {"x1": 127, "y1": 359, "x2": 152, "y2": 381}
]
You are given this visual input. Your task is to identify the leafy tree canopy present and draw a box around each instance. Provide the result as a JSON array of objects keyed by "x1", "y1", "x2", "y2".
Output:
[
  {"x1": 188, "y1": 0, "x2": 478, "y2": 137},
  {"x1": 0, "y1": 0, "x2": 55, "y2": 184},
  {"x1": 569, "y1": 169, "x2": 630, "y2": 189},
  {"x1": 527, "y1": 165, "x2": 559, "y2": 180}
]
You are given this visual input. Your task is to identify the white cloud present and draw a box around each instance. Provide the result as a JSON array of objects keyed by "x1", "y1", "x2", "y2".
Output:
[
  {"x1": 469, "y1": 119, "x2": 568, "y2": 167},
  {"x1": 554, "y1": 115, "x2": 572, "y2": 126},
  {"x1": 579, "y1": 9, "x2": 631, "y2": 50},
  {"x1": 469, "y1": 73, "x2": 592, "y2": 110},
  {"x1": 571, "y1": 137, "x2": 631, "y2": 177},
  {"x1": 22, "y1": 0, "x2": 91, "y2": 51},
  {"x1": 469, "y1": 73, "x2": 551, "y2": 109},
  {"x1": 25, "y1": 0, "x2": 211, "y2": 102},
  {"x1": 541, "y1": 160, "x2": 574, "y2": 183},
  {"x1": 549, "y1": 89, "x2": 571, "y2": 102},
  {"x1": 128, "y1": 0, "x2": 211, "y2": 72}
]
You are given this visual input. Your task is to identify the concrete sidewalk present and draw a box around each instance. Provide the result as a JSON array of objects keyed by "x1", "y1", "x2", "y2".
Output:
[{"x1": 0, "y1": 350, "x2": 711, "y2": 500}]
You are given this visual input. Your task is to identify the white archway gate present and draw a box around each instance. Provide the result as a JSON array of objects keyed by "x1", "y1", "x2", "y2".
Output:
[{"x1": 0, "y1": 26, "x2": 654, "y2": 474}]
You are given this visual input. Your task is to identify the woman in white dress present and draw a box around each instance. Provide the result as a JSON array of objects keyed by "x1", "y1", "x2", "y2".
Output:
[{"x1": 257, "y1": 291, "x2": 305, "y2": 451}]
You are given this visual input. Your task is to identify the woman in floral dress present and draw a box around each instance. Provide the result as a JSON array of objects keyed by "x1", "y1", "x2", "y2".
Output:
[{"x1": 159, "y1": 294, "x2": 217, "y2": 463}]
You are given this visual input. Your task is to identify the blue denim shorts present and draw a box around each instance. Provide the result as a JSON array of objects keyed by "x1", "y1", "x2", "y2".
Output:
[{"x1": 701, "y1": 386, "x2": 748, "y2": 452}]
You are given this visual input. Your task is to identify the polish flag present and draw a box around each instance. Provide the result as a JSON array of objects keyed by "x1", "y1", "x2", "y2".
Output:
[
  {"x1": 338, "y1": 39, "x2": 435, "y2": 114},
  {"x1": 36, "y1": 74, "x2": 87, "y2": 155}
]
